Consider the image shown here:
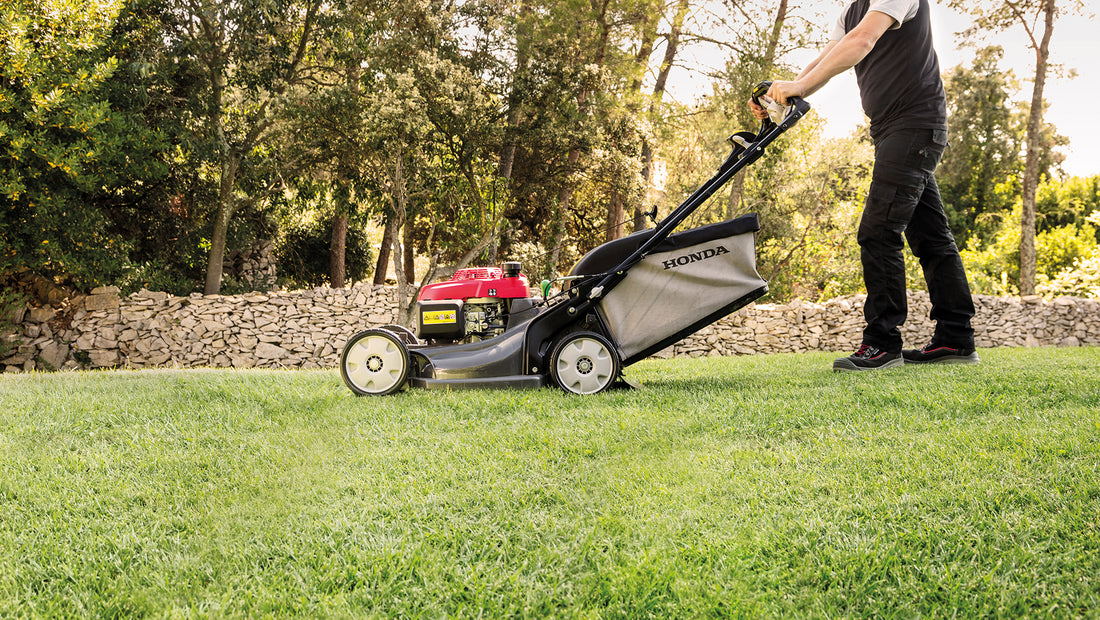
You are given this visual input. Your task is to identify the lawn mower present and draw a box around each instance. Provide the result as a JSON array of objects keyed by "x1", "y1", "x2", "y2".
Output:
[{"x1": 340, "y1": 83, "x2": 810, "y2": 395}]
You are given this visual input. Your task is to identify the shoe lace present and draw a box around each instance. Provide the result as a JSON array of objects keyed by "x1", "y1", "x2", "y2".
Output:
[{"x1": 854, "y1": 344, "x2": 877, "y2": 358}]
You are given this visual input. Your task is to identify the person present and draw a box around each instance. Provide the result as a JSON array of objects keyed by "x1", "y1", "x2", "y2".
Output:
[{"x1": 749, "y1": 0, "x2": 978, "y2": 371}]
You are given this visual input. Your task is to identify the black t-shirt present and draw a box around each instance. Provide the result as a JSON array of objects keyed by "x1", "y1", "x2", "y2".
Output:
[{"x1": 838, "y1": 0, "x2": 947, "y2": 140}]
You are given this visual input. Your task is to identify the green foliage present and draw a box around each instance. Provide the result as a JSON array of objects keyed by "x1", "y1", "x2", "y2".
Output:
[
  {"x1": 962, "y1": 197, "x2": 1100, "y2": 298},
  {"x1": 962, "y1": 205, "x2": 1023, "y2": 297},
  {"x1": 939, "y1": 47, "x2": 1020, "y2": 245},
  {"x1": 94, "y1": 0, "x2": 215, "y2": 295},
  {"x1": 1035, "y1": 209, "x2": 1100, "y2": 299},
  {"x1": 1037, "y1": 222, "x2": 1098, "y2": 276},
  {"x1": 115, "y1": 259, "x2": 202, "y2": 297},
  {"x1": 1036, "y1": 174, "x2": 1100, "y2": 233},
  {"x1": 753, "y1": 127, "x2": 873, "y2": 302},
  {"x1": 1037, "y1": 250, "x2": 1100, "y2": 300},
  {"x1": 2, "y1": 349, "x2": 1099, "y2": 615},
  {"x1": 275, "y1": 217, "x2": 375, "y2": 289},
  {"x1": 0, "y1": 0, "x2": 129, "y2": 288},
  {"x1": 1, "y1": 0, "x2": 1095, "y2": 302}
]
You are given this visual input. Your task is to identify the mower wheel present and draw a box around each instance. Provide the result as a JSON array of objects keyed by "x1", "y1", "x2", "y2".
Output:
[
  {"x1": 550, "y1": 331, "x2": 620, "y2": 395},
  {"x1": 340, "y1": 328, "x2": 410, "y2": 396}
]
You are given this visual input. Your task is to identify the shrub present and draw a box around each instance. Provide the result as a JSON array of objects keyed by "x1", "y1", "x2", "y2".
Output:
[
  {"x1": 275, "y1": 219, "x2": 375, "y2": 290},
  {"x1": 1037, "y1": 251, "x2": 1100, "y2": 299}
]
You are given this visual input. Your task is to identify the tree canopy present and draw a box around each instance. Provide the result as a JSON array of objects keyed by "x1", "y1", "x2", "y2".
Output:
[{"x1": 1, "y1": 0, "x2": 1096, "y2": 304}]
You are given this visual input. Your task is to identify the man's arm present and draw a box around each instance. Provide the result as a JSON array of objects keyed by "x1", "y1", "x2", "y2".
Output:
[
  {"x1": 750, "y1": 9, "x2": 896, "y2": 115},
  {"x1": 796, "y1": 41, "x2": 840, "y2": 82}
]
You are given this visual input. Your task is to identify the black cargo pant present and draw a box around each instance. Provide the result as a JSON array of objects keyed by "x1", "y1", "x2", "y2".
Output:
[{"x1": 857, "y1": 128, "x2": 975, "y2": 353}]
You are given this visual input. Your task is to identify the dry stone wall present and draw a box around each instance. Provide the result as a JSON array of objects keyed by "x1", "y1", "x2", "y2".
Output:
[
  {"x1": 659, "y1": 291, "x2": 1100, "y2": 359},
  {"x1": 4, "y1": 285, "x2": 405, "y2": 372},
  {"x1": 4, "y1": 286, "x2": 1099, "y2": 373}
]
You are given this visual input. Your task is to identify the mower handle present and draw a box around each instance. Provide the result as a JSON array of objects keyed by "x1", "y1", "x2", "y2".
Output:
[
  {"x1": 752, "y1": 80, "x2": 810, "y2": 132},
  {"x1": 524, "y1": 81, "x2": 810, "y2": 372}
]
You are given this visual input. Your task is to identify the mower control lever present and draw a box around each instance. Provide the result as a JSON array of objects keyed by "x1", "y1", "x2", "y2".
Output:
[{"x1": 751, "y1": 80, "x2": 772, "y2": 108}]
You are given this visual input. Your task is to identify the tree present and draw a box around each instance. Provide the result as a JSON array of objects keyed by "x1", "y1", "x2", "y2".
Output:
[
  {"x1": 1, "y1": 0, "x2": 120, "y2": 283},
  {"x1": 939, "y1": 46, "x2": 1020, "y2": 244},
  {"x1": 949, "y1": 0, "x2": 1087, "y2": 295},
  {"x1": 94, "y1": 0, "x2": 219, "y2": 295},
  {"x1": 176, "y1": 0, "x2": 325, "y2": 295}
]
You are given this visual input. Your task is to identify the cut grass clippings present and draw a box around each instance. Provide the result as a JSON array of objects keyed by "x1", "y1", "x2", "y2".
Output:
[{"x1": 1, "y1": 347, "x2": 1098, "y2": 617}]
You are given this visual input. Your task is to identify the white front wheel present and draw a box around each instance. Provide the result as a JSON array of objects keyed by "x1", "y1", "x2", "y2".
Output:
[
  {"x1": 340, "y1": 329, "x2": 410, "y2": 396},
  {"x1": 550, "y1": 332, "x2": 620, "y2": 395}
]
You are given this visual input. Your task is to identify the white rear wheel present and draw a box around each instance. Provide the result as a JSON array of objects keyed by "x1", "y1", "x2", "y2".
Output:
[{"x1": 340, "y1": 329, "x2": 410, "y2": 396}]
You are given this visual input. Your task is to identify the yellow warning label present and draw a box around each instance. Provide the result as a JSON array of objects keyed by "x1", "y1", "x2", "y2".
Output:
[{"x1": 422, "y1": 310, "x2": 457, "y2": 325}]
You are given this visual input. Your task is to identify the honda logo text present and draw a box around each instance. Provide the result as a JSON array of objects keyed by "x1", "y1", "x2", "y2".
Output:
[{"x1": 662, "y1": 245, "x2": 730, "y2": 270}]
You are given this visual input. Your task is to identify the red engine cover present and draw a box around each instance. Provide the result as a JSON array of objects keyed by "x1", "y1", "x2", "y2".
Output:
[{"x1": 417, "y1": 267, "x2": 530, "y2": 301}]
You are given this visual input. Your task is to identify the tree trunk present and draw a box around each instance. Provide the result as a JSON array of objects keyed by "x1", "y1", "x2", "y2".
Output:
[
  {"x1": 498, "y1": 2, "x2": 532, "y2": 181},
  {"x1": 373, "y1": 217, "x2": 394, "y2": 285},
  {"x1": 402, "y1": 223, "x2": 415, "y2": 285},
  {"x1": 386, "y1": 148, "x2": 414, "y2": 325},
  {"x1": 727, "y1": 0, "x2": 787, "y2": 222},
  {"x1": 636, "y1": 139, "x2": 654, "y2": 232},
  {"x1": 193, "y1": 2, "x2": 318, "y2": 296},
  {"x1": 330, "y1": 60, "x2": 360, "y2": 291},
  {"x1": 203, "y1": 153, "x2": 240, "y2": 295},
  {"x1": 549, "y1": 149, "x2": 583, "y2": 275},
  {"x1": 727, "y1": 172, "x2": 746, "y2": 220},
  {"x1": 605, "y1": 191, "x2": 626, "y2": 243},
  {"x1": 637, "y1": 0, "x2": 690, "y2": 230},
  {"x1": 329, "y1": 213, "x2": 347, "y2": 288},
  {"x1": 1019, "y1": 0, "x2": 1054, "y2": 297},
  {"x1": 763, "y1": 0, "x2": 788, "y2": 67}
]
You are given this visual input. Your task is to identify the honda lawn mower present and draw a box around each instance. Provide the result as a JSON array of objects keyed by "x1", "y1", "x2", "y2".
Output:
[{"x1": 340, "y1": 83, "x2": 809, "y2": 396}]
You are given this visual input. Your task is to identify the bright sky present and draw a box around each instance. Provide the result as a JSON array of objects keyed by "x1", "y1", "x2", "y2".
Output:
[{"x1": 668, "y1": 1, "x2": 1100, "y2": 177}]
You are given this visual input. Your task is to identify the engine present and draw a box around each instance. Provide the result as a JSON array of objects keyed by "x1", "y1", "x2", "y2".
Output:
[{"x1": 416, "y1": 261, "x2": 540, "y2": 343}]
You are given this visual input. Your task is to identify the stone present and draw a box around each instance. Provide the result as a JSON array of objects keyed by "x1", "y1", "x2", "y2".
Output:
[
  {"x1": 94, "y1": 336, "x2": 118, "y2": 349},
  {"x1": 132, "y1": 289, "x2": 170, "y2": 304},
  {"x1": 7, "y1": 303, "x2": 27, "y2": 324},
  {"x1": 85, "y1": 294, "x2": 120, "y2": 312},
  {"x1": 256, "y1": 342, "x2": 289, "y2": 360},
  {"x1": 2, "y1": 344, "x2": 36, "y2": 365},
  {"x1": 74, "y1": 333, "x2": 95, "y2": 350},
  {"x1": 201, "y1": 319, "x2": 228, "y2": 333},
  {"x1": 120, "y1": 309, "x2": 154, "y2": 322},
  {"x1": 27, "y1": 307, "x2": 56, "y2": 323},
  {"x1": 87, "y1": 349, "x2": 119, "y2": 368},
  {"x1": 91, "y1": 285, "x2": 121, "y2": 295}
]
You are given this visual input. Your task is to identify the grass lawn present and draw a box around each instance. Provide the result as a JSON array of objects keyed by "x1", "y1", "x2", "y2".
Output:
[{"x1": 1, "y1": 347, "x2": 1098, "y2": 617}]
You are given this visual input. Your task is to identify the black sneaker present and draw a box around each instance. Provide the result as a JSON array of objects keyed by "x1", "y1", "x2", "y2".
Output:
[
  {"x1": 902, "y1": 343, "x2": 979, "y2": 364},
  {"x1": 832, "y1": 344, "x2": 904, "y2": 372}
]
